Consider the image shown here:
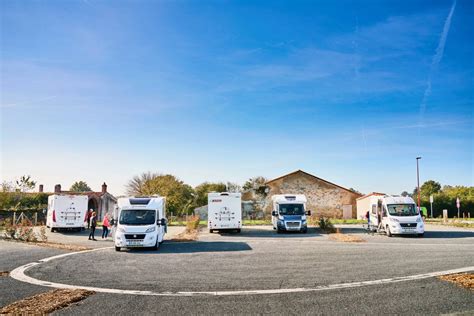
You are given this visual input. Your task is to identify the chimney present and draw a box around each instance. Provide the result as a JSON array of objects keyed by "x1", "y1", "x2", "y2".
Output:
[
  {"x1": 39, "y1": 184, "x2": 44, "y2": 193},
  {"x1": 54, "y1": 184, "x2": 61, "y2": 193},
  {"x1": 101, "y1": 182, "x2": 107, "y2": 194}
]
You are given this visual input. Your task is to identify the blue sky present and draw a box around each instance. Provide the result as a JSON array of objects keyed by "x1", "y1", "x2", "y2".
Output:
[{"x1": 1, "y1": 0, "x2": 473, "y2": 195}]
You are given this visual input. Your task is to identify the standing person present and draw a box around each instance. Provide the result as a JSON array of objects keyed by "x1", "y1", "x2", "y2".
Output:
[
  {"x1": 88, "y1": 212, "x2": 97, "y2": 241},
  {"x1": 87, "y1": 209, "x2": 93, "y2": 229},
  {"x1": 102, "y1": 214, "x2": 110, "y2": 239}
]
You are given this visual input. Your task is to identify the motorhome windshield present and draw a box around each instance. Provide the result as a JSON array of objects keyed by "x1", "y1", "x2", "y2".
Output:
[
  {"x1": 279, "y1": 204, "x2": 305, "y2": 215},
  {"x1": 387, "y1": 204, "x2": 418, "y2": 217},
  {"x1": 119, "y1": 209, "x2": 156, "y2": 225}
]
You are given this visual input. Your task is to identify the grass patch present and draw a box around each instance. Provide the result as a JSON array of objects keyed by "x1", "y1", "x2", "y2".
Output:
[
  {"x1": 0, "y1": 289, "x2": 95, "y2": 314},
  {"x1": 171, "y1": 216, "x2": 200, "y2": 242},
  {"x1": 329, "y1": 219, "x2": 367, "y2": 225},
  {"x1": 168, "y1": 220, "x2": 207, "y2": 226},
  {"x1": 425, "y1": 220, "x2": 474, "y2": 229},
  {"x1": 243, "y1": 219, "x2": 271, "y2": 225},
  {"x1": 438, "y1": 273, "x2": 474, "y2": 290},
  {"x1": 0, "y1": 271, "x2": 9, "y2": 277}
]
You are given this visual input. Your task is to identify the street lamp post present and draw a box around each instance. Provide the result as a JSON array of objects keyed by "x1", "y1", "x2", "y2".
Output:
[{"x1": 416, "y1": 157, "x2": 422, "y2": 213}]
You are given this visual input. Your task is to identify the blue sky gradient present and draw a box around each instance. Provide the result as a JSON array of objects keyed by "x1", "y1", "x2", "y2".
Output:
[{"x1": 1, "y1": 0, "x2": 473, "y2": 195}]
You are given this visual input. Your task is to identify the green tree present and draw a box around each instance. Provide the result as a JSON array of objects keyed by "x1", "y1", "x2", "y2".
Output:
[
  {"x1": 243, "y1": 176, "x2": 268, "y2": 195},
  {"x1": 126, "y1": 172, "x2": 194, "y2": 215},
  {"x1": 420, "y1": 180, "x2": 441, "y2": 200},
  {"x1": 226, "y1": 182, "x2": 242, "y2": 193},
  {"x1": 1, "y1": 181, "x2": 14, "y2": 192},
  {"x1": 194, "y1": 182, "x2": 227, "y2": 207},
  {"x1": 15, "y1": 175, "x2": 36, "y2": 192},
  {"x1": 70, "y1": 181, "x2": 92, "y2": 192},
  {"x1": 400, "y1": 191, "x2": 409, "y2": 197}
]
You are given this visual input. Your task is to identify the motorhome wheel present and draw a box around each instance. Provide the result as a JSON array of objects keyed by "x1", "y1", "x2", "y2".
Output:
[{"x1": 386, "y1": 225, "x2": 392, "y2": 237}]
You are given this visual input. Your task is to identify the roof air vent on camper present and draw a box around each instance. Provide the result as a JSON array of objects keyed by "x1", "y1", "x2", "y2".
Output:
[{"x1": 129, "y1": 198, "x2": 151, "y2": 205}]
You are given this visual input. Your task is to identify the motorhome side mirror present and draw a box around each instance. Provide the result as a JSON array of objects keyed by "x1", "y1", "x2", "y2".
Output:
[
  {"x1": 306, "y1": 210, "x2": 311, "y2": 216},
  {"x1": 271, "y1": 211, "x2": 277, "y2": 217},
  {"x1": 160, "y1": 218, "x2": 166, "y2": 226}
]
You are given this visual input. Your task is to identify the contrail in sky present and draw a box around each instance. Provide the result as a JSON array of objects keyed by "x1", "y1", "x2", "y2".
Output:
[{"x1": 419, "y1": 0, "x2": 456, "y2": 126}]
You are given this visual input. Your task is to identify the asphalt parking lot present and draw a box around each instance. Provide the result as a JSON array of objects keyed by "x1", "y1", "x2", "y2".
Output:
[{"x1": 1, "y1": 224, "x2": 473, "y2": 315}]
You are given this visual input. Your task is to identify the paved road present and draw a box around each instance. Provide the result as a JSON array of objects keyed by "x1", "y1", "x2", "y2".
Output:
[
  {"x1": 0, "y1": 241, "x2": 65, "y2": 307},
  {"x1": 1, "y1": 224, "x2": 473, "y2": 314}
]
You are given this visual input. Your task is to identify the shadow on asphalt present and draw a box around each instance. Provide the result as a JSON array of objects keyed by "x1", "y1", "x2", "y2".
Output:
[
  {"x1": 124, "y1": 241, "x2": 252, "y2": 254},
  {"x1": 50, "y1": 227, "x2": 109, "y2": 237},
  {"x1": 335, "y1": 226, "x2": 474, "y2": 239},
  {"x1": 416, "y1": 231, "x2": 474, "y2": 239},
  {"x1": 212, "y1": 227, "x2": 321, "y2": 238}
]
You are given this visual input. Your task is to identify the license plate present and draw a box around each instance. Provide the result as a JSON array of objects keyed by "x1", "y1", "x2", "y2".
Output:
[
  {"x1": 66, "y1": 223, "x2": 74, "y2": 225},
  {"x1": 127, "y1": 240, "x2": 143, "y2": 247}
]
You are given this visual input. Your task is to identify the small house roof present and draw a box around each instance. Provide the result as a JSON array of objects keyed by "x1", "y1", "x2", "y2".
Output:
[{"x1": 356, "y1": 192, "x2": 386, "y2": 200}]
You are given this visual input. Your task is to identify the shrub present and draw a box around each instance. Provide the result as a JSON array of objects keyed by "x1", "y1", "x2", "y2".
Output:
[
  {"x1": 186, "y1": 215, "x2": 200, "y2": 232},
  {"x1": 3, "y1": 218, "x2": 16, "y2": 239},
  {"x1": 17, "y1": 219, "x2": 37, "y2": 242},
  {"x1": 319, "y1": 217, "x2": 336, "y2": 234},
  {"x1": 39, "y1": 226, "x2": 48, "y2": 242}
]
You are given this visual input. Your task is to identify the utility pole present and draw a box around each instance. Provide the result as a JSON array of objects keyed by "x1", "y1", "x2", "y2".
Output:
[
  {"x1": 430, "y1": 195, "x2": 434, "y2": 218},
  {"x1": 416, "y1": 157, "x2": 422, "y2": 213}
]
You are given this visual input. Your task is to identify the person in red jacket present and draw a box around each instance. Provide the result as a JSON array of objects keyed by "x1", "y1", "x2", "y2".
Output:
[{"x1": 102, "y1": 214, "x2": 111, "y2": 239}]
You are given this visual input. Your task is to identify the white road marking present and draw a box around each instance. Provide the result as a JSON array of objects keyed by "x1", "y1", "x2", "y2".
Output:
[{"x1": 9, "y1": 247, "x2": 474, "y2": 296}]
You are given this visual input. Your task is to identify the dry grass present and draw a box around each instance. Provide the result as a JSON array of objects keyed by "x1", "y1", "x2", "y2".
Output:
[
  {"x1": 171, "y1": 216, "x2": 200, "y2": 242},
  {"x1": 2, "y1": 238, "x2": 92, "y2": 252},
  {"x1": 329, "y1": 232, "x2": 366, "y2": 243},
  {"x1": 0, "y1": 271, "x2": 9, "y2": 277},
  {"x1": 171, "y1": 230, "x2": 199, "y2": 242},
  {"x1": 438, "y1": 273, "x2": 474, "y2": 290},
  {"x1": 0, "y1": 289, "x2": 95, "y2": 314},
  {"x1": 31, "y1": 241, "x2": 92, "y2": 252}
]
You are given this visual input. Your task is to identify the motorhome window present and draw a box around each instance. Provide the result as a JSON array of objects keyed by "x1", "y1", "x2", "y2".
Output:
[
  {"x1": 278, "y1": 204, "x2": 305, "y2": 215},
  {"x1": 387, "y1": 204, "x2": 417, "y2": 216},
  {"x1": 119, "y1": 209, "x2": 156, "y2": 225},
  {"x1": 371, "y1": 205, "x2": 376, "y2": 214}
]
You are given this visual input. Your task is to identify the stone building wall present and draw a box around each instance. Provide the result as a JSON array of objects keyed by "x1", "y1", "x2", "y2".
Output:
[{"x1": 264, "y1": 171, "x2": 360, "y2": 218}]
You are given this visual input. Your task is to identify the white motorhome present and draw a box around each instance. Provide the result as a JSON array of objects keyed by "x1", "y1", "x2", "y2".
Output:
[
  {"x1": 208, "y1": 192, "x2": 242, "y2": 233},
  {"x1": 271, "y1": 194, "x2": 310, "y2": 233},
  {"x1": 368, "y1": 195, "x2": 424, "y2": 237},
  {"x1": 114, "y1": 196, "x2": 167, "y2": 251},
  {"x1": 46, "y1": 194, "x2": 88, "y2": 232}
]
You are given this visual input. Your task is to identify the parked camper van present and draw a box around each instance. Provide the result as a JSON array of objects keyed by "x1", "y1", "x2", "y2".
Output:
[
  {"x1": 368, "y1": 195, "x2": 424, "y2": 237},
  {"x1": 271, "y1": 194, "x2": 310, "y2": 233},
  {"x1": 208, "y1": 192, "x2": 242, "y2": 233},
  {"x1": 46, "y1": 194, "x2": 88, "y2": 232},
  {"x1": 114, "y1": 196, "x2": 167, "y2": 251}
]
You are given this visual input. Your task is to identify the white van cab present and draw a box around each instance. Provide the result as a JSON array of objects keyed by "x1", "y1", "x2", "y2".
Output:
[
  {"x1": 369, "y1": 195, "x2": 424, "y2": 237},
  {"x1": 271, "y1": 194, "x2": 310, "y2": 233},
  {"x1": 114, "y1": 196, "x2": 167, "y2": 251}
]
